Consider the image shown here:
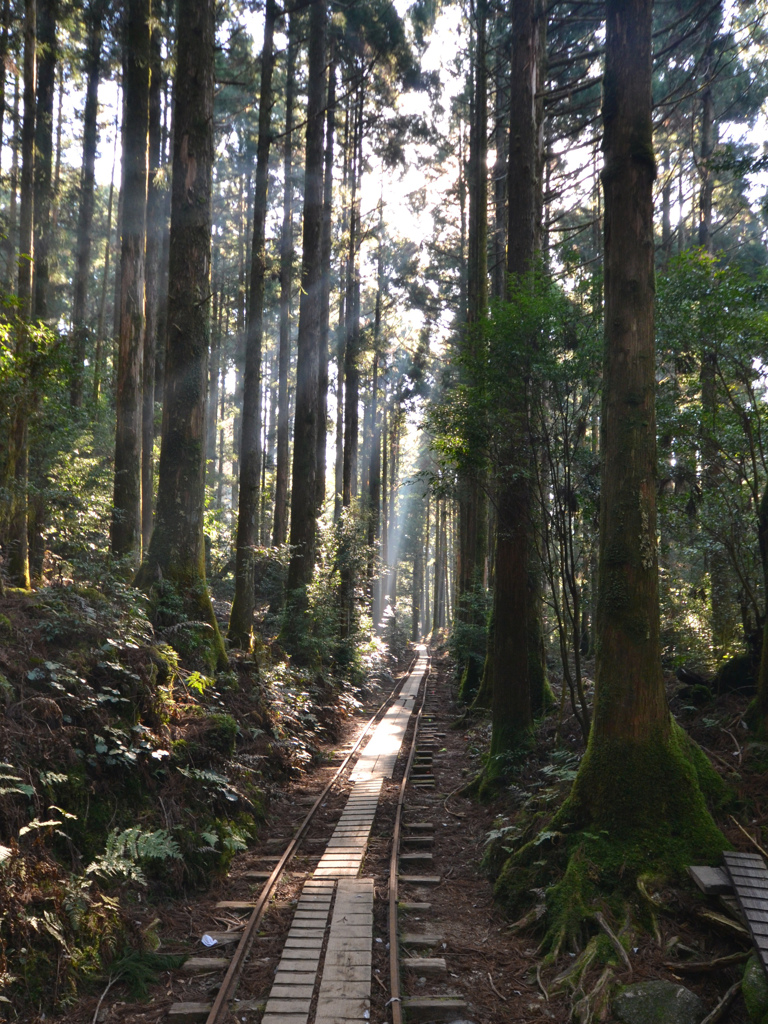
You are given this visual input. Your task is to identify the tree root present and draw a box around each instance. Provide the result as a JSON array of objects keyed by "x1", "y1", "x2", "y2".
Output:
[{"x1": 572, "y1": 966, "x2": 615, "y2": 1024}]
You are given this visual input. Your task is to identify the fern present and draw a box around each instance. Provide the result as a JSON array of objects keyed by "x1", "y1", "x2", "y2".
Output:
[
  {"x1": 107, "y1": 950, "x2": 187, "y2": 998},
  {"x1": 86, "y1": 828, "x2": 181, "y2": 885}
]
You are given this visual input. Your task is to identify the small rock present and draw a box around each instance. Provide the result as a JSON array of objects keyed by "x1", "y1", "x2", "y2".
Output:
[
  {"x1": 742, "y1": 954, "x2": 768, "y2": 1024},
  {"x1": 613, "y1": 979, "x2": 704, "y2": 1024}
]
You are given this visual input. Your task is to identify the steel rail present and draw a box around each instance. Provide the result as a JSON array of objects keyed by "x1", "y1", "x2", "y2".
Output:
[
  {"x1": 388, "y1": 654, "x2": 431, "y2": 1024},
  {"x1": 205, "y1": 655, "x2": 419, "y2": 1024}
]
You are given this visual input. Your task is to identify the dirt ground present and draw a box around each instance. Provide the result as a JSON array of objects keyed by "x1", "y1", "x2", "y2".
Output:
[{"x1": 52, "y1": 649, "x2": 763, "y2": 1024}]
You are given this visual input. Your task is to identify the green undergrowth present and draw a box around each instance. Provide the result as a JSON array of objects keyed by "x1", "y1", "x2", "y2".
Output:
[
  {"x1": 0, "y1": 568, "x2": 375, "y2": 1015},
  {"x1": 483, "y1": 719, "x2": 731, "y2": 959}
]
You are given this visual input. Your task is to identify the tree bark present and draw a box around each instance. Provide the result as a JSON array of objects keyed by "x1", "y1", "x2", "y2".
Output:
[
  {"x1": 488, "y1": 0, "x2": 544, "y2": 757},
  {"x1": 71, "y1": 0, "x2": 105, "y2": 408},
  {"x1": 2, "y1": 76, "x2": 19, "y2": 295},
  {"x1": 342, "y1": 83, "x2": 363, "y2": 508},
  {"x1": 93, "y1": 105, "x2": 118, "y2": 409},
  {"x1": 316, "y1": 49, "x2": 336, "y2": 516},
  {"x1": 135, "y1": 0, "x2": 225, "y2": 668},
  {"x1": 111, "y1": 0, "x2": 149, "y2": 564},
  {"x1": 141, "y1": 7, "x2": 163, "y2": 551},
  {"x1": 564, "y1": 0, "x2": 723, "y2": 859},
  {"x1": 457, "y1": 0, "x2": 489, "y2": 701},
  {"x1": 283, "y1": 0, "x2": 328, "y2": 646},
  {"x1": 32, "y1": 0, "x2": 57, "y2": 322},
  {"x1": 229, "y1": 0, "x2": 277, "y2": 647},
  {"x1": 272, "y1": 11, "x2": 296, "y2": 548},
  {"x1": 7, "y1": 0, "x2": 36, "y2": 589},
  {"x1": 206, "y1": 271, "x2": 220, "y2": 488}
]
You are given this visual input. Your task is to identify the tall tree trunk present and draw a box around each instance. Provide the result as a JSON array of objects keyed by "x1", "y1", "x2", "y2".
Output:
[
  {"x1": 487, "y1": 0, "x2": 543, "y2": 759},
  {"x1": 342, "y1": 83, "x2": 363, "y2": 507},
  {"x1": 697, "y1": 13, "x2": 729, "y2": 658},
  {"x1": 272, "y1": 11, "x2": 296, "y2": 547},
  {"x1": 71, "y1": 0, "x2": 105, "y2": 408},
  {"x1": 135, "y1": 0, "x2": 225, "y2": 667},
  {"x1": 564, "y1": 0, "x2": 723, "y2": 862},
  {"x1": 7, "y1": 0, "x2": 36, "y2": 589},
  {"x1": 0, "y1": 0, "x2": 10, "y2": 187},
  {"x1": 32, "y1": 0, "x2": 57, "y2": 322},
  {"x1": 423, "y1": 494, "x2": 430, "y2": 630},
  {"x1": 263, "y1": 352, "x2": 278, "y2": 543},
  {"x1": 230, "y1": 0, "x2": 277, "y2": 647},
  {"x1": 457, "y1": 0, "x2": 489, "y2": 701},
  {"x1": 283, "y1": 0, "x2": 328, "y2": 651},
  {"x1": 206, "y1": 270, "x2": 220, "y2": 488},
  {"x1": 111, "y1": 0, "x2": 150, "y2": 564},
  {"x1": 93, "y1": 106, "x2": 118, "y2": 409},
  {"x1": 141, "y1": 8, "x2": 163, "y2": 551},
  {"x1": 491, "y1": 7, "x2": 507, "y2": 302},
  {"x1": 316, "y1": 50, "x2": 336, "y2": 516},
  {"x1": 2, "y1": 76, "x2": 19, "y2": 295}
]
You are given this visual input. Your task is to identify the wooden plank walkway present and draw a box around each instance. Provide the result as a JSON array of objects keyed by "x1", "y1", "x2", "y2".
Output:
[
  {"x1": 723, "y1": 850, "x2": 768, "y2": 973},
  {"x1": 257, "y1": 647, "x2": 429, "y2": 1024}
]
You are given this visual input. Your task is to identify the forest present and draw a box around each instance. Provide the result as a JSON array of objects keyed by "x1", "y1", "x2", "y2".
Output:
[{"x1": 2, "y1": 0, "x2": 768, "y2": 1021}]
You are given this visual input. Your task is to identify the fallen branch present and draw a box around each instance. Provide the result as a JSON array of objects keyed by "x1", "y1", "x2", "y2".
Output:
[
  {"x1": 730, "y1": 814, "x2": 768, "y2": 861},
  {"x1": 443, "y1": 782, "x2": 466, "y2": 818},
  {"x1": 488, "y1": 972, "x2": 507, "y2": 1001},
  {"x1": 663, "y1": 950, "x2": 750, "y2": 973},
  {"x1": 91, "y1": 975, "x2": 118, "y2": 1024},
  {"x1": 698, "y1": 908, "x2": 750, "y2": 937},
  {"x1": 721, "y1": 728, "x2": 743, "y2": 767},
  {"x1": 698, "y1": 979, "x2": 741, "y2": 1024},
  {"x1": 700, "y1": 745, "x2": 740, "y2": 773},
  {"x1": 595, "y1": 911, "x2": 632, "y2": 974}
]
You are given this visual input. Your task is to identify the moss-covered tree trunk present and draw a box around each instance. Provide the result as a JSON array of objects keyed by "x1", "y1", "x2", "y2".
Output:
[
  {"x1": 135, "y1": 0, "x2": 225, "y2": 669},
  {"x1": 111, "y1": 0, "x2": 149, "y2": 565},
  {"x1": 229, "y1": 0, "x2": 277, "y2": 648},
  {"x1": 282, "y1": 0, "x2": 327, "y2": 651},
  {"x1": 564, "y1": 0, "x2": 722, "y2": 857}
]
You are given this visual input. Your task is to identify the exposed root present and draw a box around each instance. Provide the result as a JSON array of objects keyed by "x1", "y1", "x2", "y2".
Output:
[
  {"x1": 594, "y1": 911, "x2": 631, "y2": 974},
  {"x1": 508, "y1": 903, "x2": 546, "y2": 934},
  {"x1": 572, "y1": 966, "x2": 615, "y2": 1024},
  {"x1": 549, "y1": 936, "x2": 599, "y2": 994}
]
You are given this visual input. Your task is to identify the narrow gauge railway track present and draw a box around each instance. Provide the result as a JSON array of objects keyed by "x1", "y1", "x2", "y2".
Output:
[{"x1": 163, "y1": 648, "x2": 435, "y2": 1024}]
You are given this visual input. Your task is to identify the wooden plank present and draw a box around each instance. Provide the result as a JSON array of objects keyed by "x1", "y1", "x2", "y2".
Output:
[
  {"x1": 400, "y1": 931, "x2": 443, "y2": 947},
  {"x1": 399, "y1": 874, "x2": 442, "y2": 886},
  {"x1": 401, "y1": 957, "x2": 447, "y2": 975},
  {"x1": 688, "y1": 866, "x2": 733, "y2": 895},
  {"x1": 402, "y1": 997, "x2": 467, "y2": 1022},
  {"x1": 167, "y1": 1003, "x2": 212, "y2": 1022},
  {"x1": 725, "y1": 851, "x2": 764, "y2": 864},
  {"x1": 181, "y1": 957, "x2": 230, "y2": 973}
]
